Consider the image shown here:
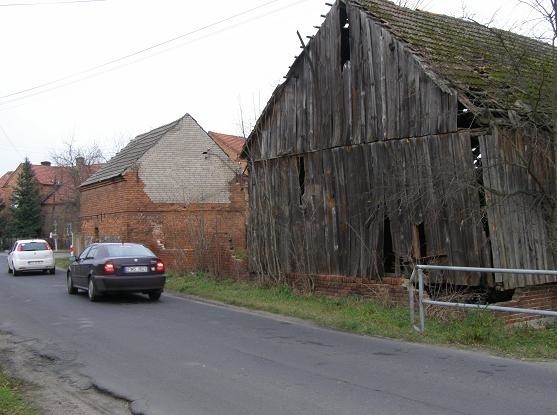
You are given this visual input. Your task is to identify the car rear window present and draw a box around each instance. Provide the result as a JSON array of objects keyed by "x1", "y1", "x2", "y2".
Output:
[
  {"x1": 20, "y1": 242, "x2": 49, "y2": 251},
  {"x1": 105, "y1": 245, "x2": 155, "y2": 257}
]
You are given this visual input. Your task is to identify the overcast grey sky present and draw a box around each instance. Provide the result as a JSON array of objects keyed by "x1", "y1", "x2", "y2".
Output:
[{"x1": 0, "y1": 0, "x2": 550, "y2": 174}]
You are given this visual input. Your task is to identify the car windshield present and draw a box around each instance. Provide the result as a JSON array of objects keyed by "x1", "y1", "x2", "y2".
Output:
[
  {"x1": 20, "y1": 242, "x2": 49, "y2": 251},
  {"x1": 105, "y1": 244, "x2": 155, "y2": 257}
]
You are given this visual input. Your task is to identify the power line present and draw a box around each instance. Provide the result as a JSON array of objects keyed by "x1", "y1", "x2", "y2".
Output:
[
  {"x1": 0, "y1": 0, "x2": 312, "y2": 112},
  {"x1": 0, "y1": 0, "x2": 295, "y2": 104},
  {"x1": 0, "y1": 0, "x2": 106, "y2": 6},
  {"x1": 0, "y1": 124, "x2": 23, "y2": 158}
]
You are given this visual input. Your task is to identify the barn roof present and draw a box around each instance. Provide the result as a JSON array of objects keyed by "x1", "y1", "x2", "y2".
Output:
[
  {"x1": 81, "y1": 117, "x2": 182, "y2": 187},
  {"x1": 353, "y1": 0, "x2": 555, "y2": 120}
]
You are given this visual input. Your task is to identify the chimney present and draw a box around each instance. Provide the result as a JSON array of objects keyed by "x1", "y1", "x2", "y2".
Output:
[
  {"x1": 75, "y1": 156, "x2": 85, "y2": 166},
  {"x1": 41, "y1": 161, "x2": 51, "y2": 166}
]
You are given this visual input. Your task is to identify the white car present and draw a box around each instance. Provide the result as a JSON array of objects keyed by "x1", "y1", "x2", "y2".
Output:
[{"x1": 7, "y1": 239, "x2": 56, "y2": 276}]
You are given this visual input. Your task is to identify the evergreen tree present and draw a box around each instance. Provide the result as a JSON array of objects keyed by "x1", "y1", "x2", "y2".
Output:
[
  {"x1": 9, "y1": 158, "x2": 42, "y2": 238},
  {"x1": 0, "y1": 196, "x2": 6, "y2": 242}
]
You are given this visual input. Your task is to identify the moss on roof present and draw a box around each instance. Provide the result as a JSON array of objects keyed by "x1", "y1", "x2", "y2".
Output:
[{"x1": 354, "y1": 0, "x2": 555, "y2": 120}]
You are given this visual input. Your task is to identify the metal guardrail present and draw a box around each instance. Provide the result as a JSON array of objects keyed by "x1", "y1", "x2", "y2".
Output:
[{"x1": 409, "y1": 265, "x2": 557, "y2": 333}]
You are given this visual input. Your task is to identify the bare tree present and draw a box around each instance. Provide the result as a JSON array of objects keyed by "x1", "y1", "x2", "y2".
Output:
[{"x1": 49, "y1": 139, "x2": 106, "y2": 248}]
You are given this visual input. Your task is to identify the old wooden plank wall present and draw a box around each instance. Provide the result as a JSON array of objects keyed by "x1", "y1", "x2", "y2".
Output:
[
  {"x1": 480, "y1": 126, "x2": 557, "y2": 289},
  {"x1": 248, "y1": 131, "x2": 489, "y2": 283},
  {"x1": 247, "y1": 1, "x2": 487, "y2": 284},
  {"x1": 247, "y1": 1, "x2": 554, "y2": 289},
  {"x1": 248, "y1": 3, "x2": 457, "y2": 162}
]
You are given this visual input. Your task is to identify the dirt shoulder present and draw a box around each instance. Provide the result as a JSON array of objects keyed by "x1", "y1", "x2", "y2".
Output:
[{"x1": 0, "y1": 331, "x2": 131, "y2": 415}]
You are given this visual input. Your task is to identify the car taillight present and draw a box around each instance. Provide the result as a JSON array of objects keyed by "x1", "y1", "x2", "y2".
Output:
[
  {"x1": 104, "y1": 261, "x2": 115, "y2": 274},
  {"x1": 155, "y1": 260, "x2": 164, "y2": 273},
  {"x1": 46, "y1": 243, "x2": 52, "y2": 251}
]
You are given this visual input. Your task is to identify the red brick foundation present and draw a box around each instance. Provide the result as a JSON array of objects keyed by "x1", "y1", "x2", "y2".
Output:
[
  {"x1": 494, "y1": 283, "x2": 557, "y2": 325},
  {"x1": 287, "y1": 273, "x2": 409, "y2": 306}
]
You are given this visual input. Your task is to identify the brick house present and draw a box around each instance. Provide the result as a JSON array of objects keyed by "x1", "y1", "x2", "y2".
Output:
[
  {"x1": 0, "y1": 160, "x2": 101, "y2": 248},
  {"x1": 79, "y1": 113, "x2": 247, "y2": 276}
]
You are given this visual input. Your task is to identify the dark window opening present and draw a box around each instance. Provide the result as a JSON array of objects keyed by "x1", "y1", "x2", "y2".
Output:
[
  {"x1": 297, "y1": 156, "x2": 305, "y2": 206},
  {"x1": 471, "y1": 135, "x2": 482, "y2": 170},
  {"x1": 383, "y1": 216, "x2": 396, "y2": 274},
  {"x1": 339, "y1": 2, "x2": 350, "y2": 69},
  {"x1": 412, "y1": 222, "x2": 427, "y2": 259},
  {"x1": 457, "y1": 101, "x2": 480, "y2": 129},
  {"x1": 94, "y1": 227, "x2": 99, "y2": 242},
  {"x1": 487, "y1": 288, "x2": 514, "y2": 303},
  {"x1": 471, "y1": 135, "x2": 494, "y2": 267}
]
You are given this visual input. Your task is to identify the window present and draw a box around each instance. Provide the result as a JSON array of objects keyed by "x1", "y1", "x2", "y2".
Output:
[
  {"x1": 105, "y1": 244, "x2": 155, "y2": 257},
  {"x1": 19, "y1": 242, "x2": 50, "y2": 251},
  {"x1": 87, "y1": 247, "x2": 98, "y2": 259},
  {"x1": 78, "y1": 247, "x2": 91, "y2": 260}
]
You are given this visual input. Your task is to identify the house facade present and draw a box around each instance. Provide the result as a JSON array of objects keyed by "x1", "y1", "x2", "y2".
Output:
[
  {"x1": 0, "y1": 160, "x2": 101, "y2": 248},
  {"x1": 79, "y1": 114, "x2": 248, "y2": 276},
  {"x1": 242, "y1": 0, "x2": 556, "y2": 311}
]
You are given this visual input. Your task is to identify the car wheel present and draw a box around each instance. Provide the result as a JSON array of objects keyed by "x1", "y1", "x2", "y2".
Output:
[
  {"x1": 7, "y1": 264, "x2": 12, "y2": 274},
  {"x1": 67, "y1": 273, "x2": 78, "y2": 295},
  {"x1": 12, "y1": 268, "x2": 19, "y2": 277},
  {"x1": 50, "y1": 268, "x2": 56, "y2": 275},
  {"x1": 148, "y1": 291, "x2": 162, "y2": 301},
  {"x1": 88, "y1": 277, "x2": 99, "y2": 302}
]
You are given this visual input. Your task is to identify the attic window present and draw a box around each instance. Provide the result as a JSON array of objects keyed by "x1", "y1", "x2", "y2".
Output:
[
  {"x1": 339, "y1": 2, "x2": 350, "y2": 70},
  {"x1": 297, "y1": 156, "x2": 305, "y2": 206}
]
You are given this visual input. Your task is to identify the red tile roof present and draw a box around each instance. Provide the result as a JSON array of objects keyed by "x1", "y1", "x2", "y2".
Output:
[
  {"x1": 0, "y1": 171, "x2": 12, "y2": 188},
  {"x1": 208, "y1": 131, "x2": 246, "y2": 162},
  {"x1": 0, "y1": 171, "x2": 13, "y2": 203},
  {"x1": 0, "y1": 162, "x2": 104, "y2": 206}
]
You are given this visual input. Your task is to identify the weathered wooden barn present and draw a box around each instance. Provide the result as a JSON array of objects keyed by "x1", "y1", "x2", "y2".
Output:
[{"x1": 242, "y1": 0, "x2": 556, "y2": 302}]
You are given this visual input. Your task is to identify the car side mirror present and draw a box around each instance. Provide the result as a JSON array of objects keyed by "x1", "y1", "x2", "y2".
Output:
[{"x1": 69, "y1": 255, "x2": 77, "y2": 263}]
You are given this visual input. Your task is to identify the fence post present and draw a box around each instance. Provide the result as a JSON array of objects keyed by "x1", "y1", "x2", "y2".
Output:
[
  {"x1": 418, "y1": 269, "x2": 426, "y2": 334},
  {"x1": 409, "y1": 268, "x2": 416, "y2": 326}
]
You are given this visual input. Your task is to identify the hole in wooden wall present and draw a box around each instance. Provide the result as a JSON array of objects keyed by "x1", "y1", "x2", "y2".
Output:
[
  {"x1": 471, "y1": 135, "x2": 494, "y2": 267},
  {"x1": 457, "y1": 101, "x2": 480, "y2": 129},
  {"x1": 412, "y1": 222, "x2": 427, "y2": 259},
  {"x1": 339, "y1": 1, "x2": 350, "y2": 70},
  {"x1": 297, "y1": 156, "x2": 305, "y2": 205},
  {"x1": 383, "y1": 216, "x2": 396, "y2": 274}
]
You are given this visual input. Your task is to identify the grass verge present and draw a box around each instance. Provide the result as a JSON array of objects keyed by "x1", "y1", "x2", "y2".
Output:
[
  {"x1": 55, "y1": 258, "x2": 69, "y2": 270},
  {"x1": 0, "y1": 371, "x2": 35, "y2": 415},
  {"x1": 166, "y1": 272, "x2": 557, "y2": 360}
]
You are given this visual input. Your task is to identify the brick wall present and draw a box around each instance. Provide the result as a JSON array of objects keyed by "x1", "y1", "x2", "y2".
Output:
[
  {"x1": 494, "y1": 283, "x2": 557, "y2": 325},
  {"x1": 287, "y1": 273, "x2": 409, "y2": 306},
  {"x1": 80, "y1": 171, "x2": 248, "y2": 277}
]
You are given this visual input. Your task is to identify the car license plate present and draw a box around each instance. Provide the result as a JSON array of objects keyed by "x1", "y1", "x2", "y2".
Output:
[
  {"x1": 28, "y1": 260, "x2": 42, "y2": 264},
  {"x1": 125, "y1": 266, "x2": 148, "y2": 273}
]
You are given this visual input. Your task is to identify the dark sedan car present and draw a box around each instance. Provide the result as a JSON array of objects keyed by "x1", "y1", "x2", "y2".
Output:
[{"x1": 67, "y1": 243, "x2": 166, "y2": 302}]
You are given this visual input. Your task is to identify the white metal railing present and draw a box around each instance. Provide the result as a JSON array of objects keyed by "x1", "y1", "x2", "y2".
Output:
[{"x1": 409, "y1": 265, "x2": 557, "y2": 333}]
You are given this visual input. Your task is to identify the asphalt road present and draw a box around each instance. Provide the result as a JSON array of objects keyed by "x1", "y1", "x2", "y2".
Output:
[{"x1": 1, "y1": 253, "x2": 556, "y2": 415}]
